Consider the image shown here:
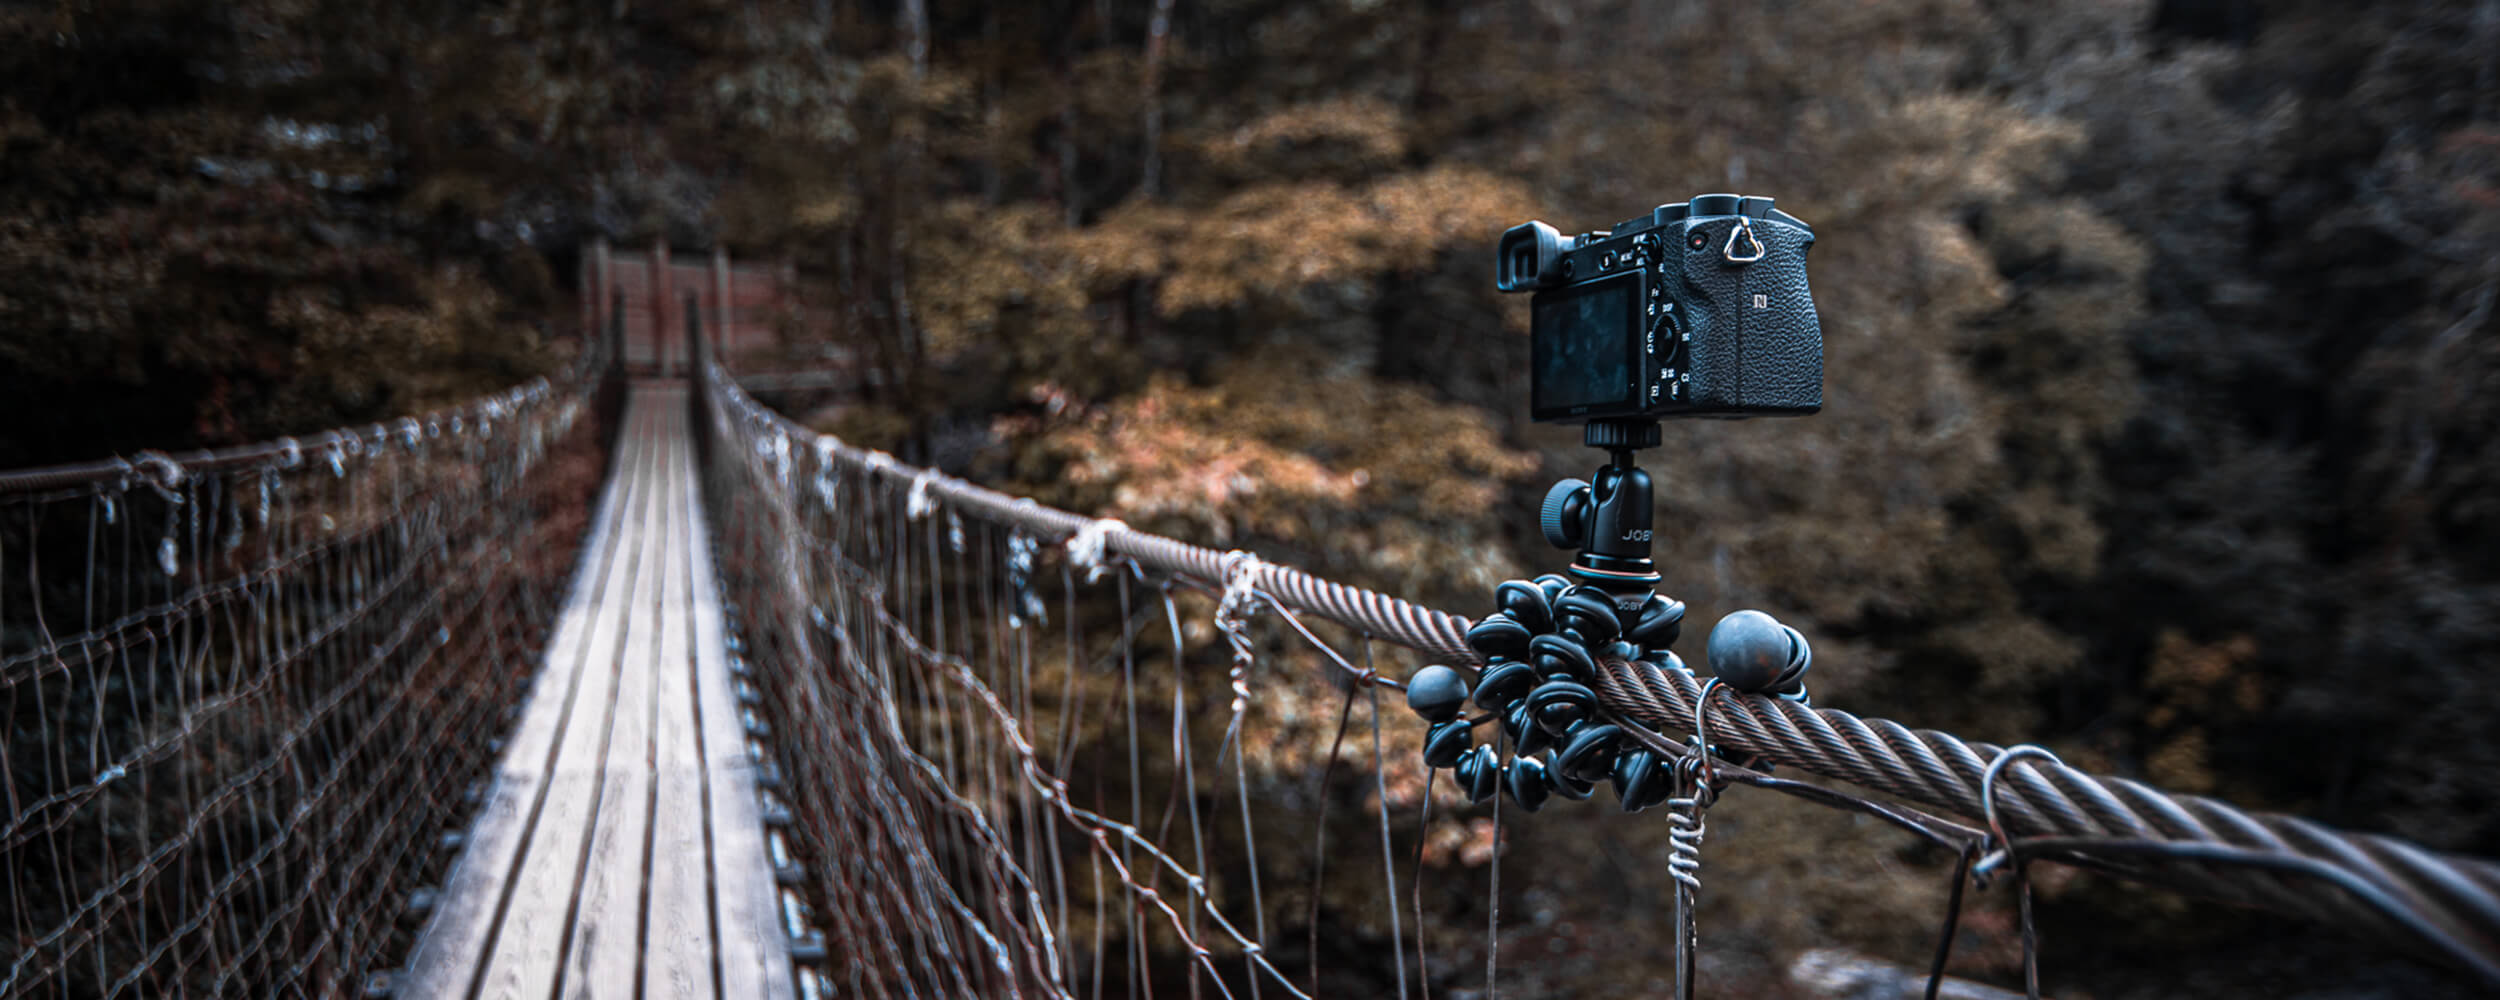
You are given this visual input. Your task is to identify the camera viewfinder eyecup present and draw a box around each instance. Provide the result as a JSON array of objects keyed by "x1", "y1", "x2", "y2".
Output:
[{"x1": 1496, "y1": 221, "x2": 1568, "y2": 293}]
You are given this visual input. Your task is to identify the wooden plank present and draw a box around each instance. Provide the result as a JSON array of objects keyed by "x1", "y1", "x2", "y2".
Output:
[
  {"x1": 644, "y1": 392, "x2": 721, "y2": 999},
  {"x1": 559, "y1": 387, "x2": 675, "y2": 998},
  {"x1": 407, "y1": 382, "x2": 795, "y2": 1000},
  {"x1": 396, "y1": 389, "x2": 656, "y2": 998},
  {"x1": 685, "y1": 423, "x2": 800, "y2": 1000},
  {"x1": 473, "y1": 391, "x2": 669, "y2": 1000}
]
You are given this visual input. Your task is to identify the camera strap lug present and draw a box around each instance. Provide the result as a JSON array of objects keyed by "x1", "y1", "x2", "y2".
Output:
[{"x1": 1723, "y1": 215, "x2": 1766, "y2": 264}]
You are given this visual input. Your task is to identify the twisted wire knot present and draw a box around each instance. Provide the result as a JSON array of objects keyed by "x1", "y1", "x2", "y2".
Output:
[
  {"x1": 1065, "y1": 517, "x2": 1128, "y2": 582},
  {"x1": 132, "y1": 451, "x2": 186, "y2": 495},
  {"x1": 1214, "y1": 550, "x2": 1267, "y2": 716},
  {"x1": 906, "y1": 469, "x2": 938, "y2": 520},
  {"x1": 1665, "y1": 757, "x2": 1714, "y2": 893}
]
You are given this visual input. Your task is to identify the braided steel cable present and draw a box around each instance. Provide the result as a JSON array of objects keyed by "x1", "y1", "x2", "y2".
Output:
[
  {"x1": 1592, "y1": 657, "x2": 2500, "y2": 981},
  {"x1": 701, "y1": 360, "x2": 2500, "y2": 986}
]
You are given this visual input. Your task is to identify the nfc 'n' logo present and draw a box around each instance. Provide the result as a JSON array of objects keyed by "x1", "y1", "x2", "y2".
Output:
[{"x1": 1752, "y1": 294, "x2": 1768, "y2": 309}]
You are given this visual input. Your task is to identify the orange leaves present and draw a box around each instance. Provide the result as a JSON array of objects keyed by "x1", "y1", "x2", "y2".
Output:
[
  {"x1": 1153, "y1": 166, "x2": 1536, "y2": 315},
  {"x1": 2141, "y1": 630, "x2": 2265, "y2": 794},
  {"x1": 1187, "y1": 95, "x2": 1411, "y2": 182},
  {"x1": 1036, "y1": 372, "x2": 1372, "y2": 546},
  {"x1": 1008, "y1": 352, "x2": 1536, "y2": 600}
]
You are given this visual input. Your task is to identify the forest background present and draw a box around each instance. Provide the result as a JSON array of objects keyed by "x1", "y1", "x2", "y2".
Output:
[{"x1": 4, "y1": 0, "x2": 2498, "y2": 995}]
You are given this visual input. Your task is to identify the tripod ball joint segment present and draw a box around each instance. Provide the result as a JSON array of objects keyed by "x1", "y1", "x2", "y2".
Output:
[
  {"x1": 1705, "y1": 609, "x2": 1812, "y2": 701},
  {"x1": 1397, "y1": 575, "x2": 1818, "y2": 814},
  {"x1": 1393, "y1": 422, "x2": 1819, "y2": 814},
  {"x1": 1398, "y1": 573, "x2": 1686, "y2": 816},
  {"x1": 1538, "y1": 419, "x2": 1668, "y2": 598}
]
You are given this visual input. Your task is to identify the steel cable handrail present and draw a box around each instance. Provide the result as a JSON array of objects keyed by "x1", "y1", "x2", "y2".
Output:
[
  {"x1": 0, "y1": 337, "x2": 603, "y2": 496},
  {"x1": 701, "y1": 359, "x2": 2500, "y2": 985}
]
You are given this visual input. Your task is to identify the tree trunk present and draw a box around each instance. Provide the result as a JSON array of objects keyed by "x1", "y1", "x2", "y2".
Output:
[
  {"x1": 1057, "y1": 11, "x2": 1083, "y2": 226},
  {"x1": 1139, "y1": 0, "x2": 1177, "y2": 198},
  {"x1": 901, "y1": 0, "x2": 929, "y2": 74},
  {"x1": 983, "y1": 9, "x2": 1002, "y2": 206},
  {"x1": 892, "y1": 0, "x2": 929, "y2": 455}
]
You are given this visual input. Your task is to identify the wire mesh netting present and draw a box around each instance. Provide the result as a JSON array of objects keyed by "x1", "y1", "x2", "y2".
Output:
[
  {"x1": 0, "y1": 370, "x2": 601, "y2": 999},
  {"x1": 699, "y1": 367, "x2": 1464, "y2": 999}
]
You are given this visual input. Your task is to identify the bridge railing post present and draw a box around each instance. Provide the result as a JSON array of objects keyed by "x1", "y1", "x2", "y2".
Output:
[
  {"x1": 651, "y1": 239, "x2": 674, "y2": 378},
  {"x1": 685, "y1": 289, "x2": 705, "y2": 375},
  {"x1": 712, "y1": 246, "x2": 734, "y2": 368},
  {"x1": 610, "y1": 289, "x2": 627, "y2": 382}
]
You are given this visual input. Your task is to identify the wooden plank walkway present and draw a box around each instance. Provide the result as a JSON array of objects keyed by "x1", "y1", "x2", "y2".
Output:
[{"x1": 399, "y1": 384, "x2": 794, "y2": 1000}]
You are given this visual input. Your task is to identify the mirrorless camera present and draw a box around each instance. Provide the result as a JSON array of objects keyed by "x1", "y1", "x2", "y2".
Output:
[
  {"x1": 1495, "y1": 193, "x2": 1823, "y2": 598},
  {"x1": 1496, "y1": 193, "x2": 1821, "y2": 423}
]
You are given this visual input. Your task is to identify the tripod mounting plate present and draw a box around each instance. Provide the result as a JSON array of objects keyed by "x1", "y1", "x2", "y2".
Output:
[
  {"x1": 1583, "y1": 419, "x2": 1661, "y2": 451},
  {"x1": 1540, "y1": 421, "x2": 1664, "y2": 595}
]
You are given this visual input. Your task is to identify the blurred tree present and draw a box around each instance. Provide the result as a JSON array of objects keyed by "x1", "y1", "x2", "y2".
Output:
[
  {"x1": 1983, "y1": 0, "x2": 2500, "y2": 855},
  {"x1": 0, "y1": 0, "x2": 562, "y2": 467},
  {"x1": 10, "y1": 0, "x2": 2499, "y2": 993}
]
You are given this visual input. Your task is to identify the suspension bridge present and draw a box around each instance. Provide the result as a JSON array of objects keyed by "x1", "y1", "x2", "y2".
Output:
[{"x1": 5, "y1": 247, "x2": 2499, "y2": 999}]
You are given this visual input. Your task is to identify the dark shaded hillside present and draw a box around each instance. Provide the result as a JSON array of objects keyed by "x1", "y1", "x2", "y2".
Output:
[{"x1": 2024, "y1": 0, "x2": 2500, "y2": 854}]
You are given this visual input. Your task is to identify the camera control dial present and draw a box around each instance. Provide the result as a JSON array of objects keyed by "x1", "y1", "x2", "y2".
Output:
[{"x1": 1541, "y1": 479, "x2": 1591, "y2": 549}]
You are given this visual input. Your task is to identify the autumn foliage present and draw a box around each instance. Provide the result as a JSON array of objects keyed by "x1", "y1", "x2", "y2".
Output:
[{"x1": 8, "y1": 0, "x2": 2500, "y2": 995}]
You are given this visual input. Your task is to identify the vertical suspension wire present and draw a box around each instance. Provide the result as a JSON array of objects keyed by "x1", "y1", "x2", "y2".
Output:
[
  {"x1": 930, "y1": 500, "x2": 973, "y2": 988},
  {"x1": 962, "y1": 515, "x2": 1019, "y2": 994},
  {"x1": 1413, "y1": 773, "x2": 1436, "y2": 1000},
  {"x1": 1208, "y1": 588, "x2": 1267, "y2": 1000},
  {"x1": 900, "y1": 485, "x2": 975, "y2": 998},
  {"x1": 922, "y1": 496, "x2": 957, "y2": 842},
  {"x1": 3, "y1": 509, "x2": 18, "y2": 988},
  {"x1": 833, "y1": 461, "x2": 909, "y2": 1000},
  {"x1": 903, "y1": 494, "x2": 953, "y2": 996},
  {"x1": 846, "y1": 448, "x2": 911, "y2": 992},
  {"x1": 1116, "y1": 572, "x2": 1149, "y2": 1000},
  {"x1": 970, "y1": 522, "x2": 1020, "y2": 990},
  {"x1": 1089, "y1": 828, "x2": 1108, "y2": 1000},
  {"x1": 1307, "y1": 670, "x2": 1359, "y2": 994},
  {"x1": 927, "y1": 512, "x2": 967, "y2": 994},
  {"x1": 1012, "y1": 527, "x2": 1054, "y2": 994},
  {"x1": 947, "y1": 513, "x2": 990, "y2": 988},
  {"x1": 921, "y1": 506, "x2": 980, "y2": 993},
  {"x1": 814, "y1": 439, "x2": 880, "y2": 993},
  {"x1": 1050, "y1": 565, "x2": 1079, "y2": 993},
  {"x1": 1158, "y1": 584, "x2": 1210, "y2": 1000},
  {"x1": 1485, "y1": 723, "x2": 1503, "y2": 1000},
  {"x1": 1364, "y1": 637, "x2": 1411, "y2": 1000},
  {"x1": 889, "y1": 477, "x2": 951, "y2": 990}
]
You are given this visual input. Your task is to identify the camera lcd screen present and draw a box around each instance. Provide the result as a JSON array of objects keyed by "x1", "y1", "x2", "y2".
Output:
[{"x1": 1530, "y1": 273, "x2": 1642, "y2": 417}]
